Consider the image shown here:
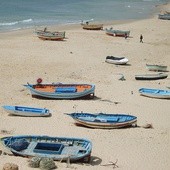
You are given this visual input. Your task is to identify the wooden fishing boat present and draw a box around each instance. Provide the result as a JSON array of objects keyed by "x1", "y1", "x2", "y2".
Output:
[
  {"x1": 135, "y1": 73, "x2": 168, "y2": 80},
  {"x1": 24, "y1": 83, "x2": 95, "y2": 99},
  {"x1": 158, "y1": 14, "x2": 170, "y2": 20},
  {"x1": 139, "y1": 88, "x2": 170, "y2": 99},
  {"x1": 66, "y1": 112, "x2": 137, "y2": 129},
  {"x1": 0, "y1": 135, "x2": 92, "y2": 162},
  {"x1": 81, "y1": 24, "x2": 103, "y2": 30},
  {"x1": 2, "y1": 105, "x2": 50, "y2": 117},
  {"x1": 105, "y1": 28, "x2": 130, "y2": 37},
  {"x1": 37, "y1": 31, "x2": 65, "y2": 41},
  {"x1": 146, "y1": 64, "x2": 167, "y2": 72},
  {"x1": 105, "y1": 56, "x2": 128, "y2": 65}
]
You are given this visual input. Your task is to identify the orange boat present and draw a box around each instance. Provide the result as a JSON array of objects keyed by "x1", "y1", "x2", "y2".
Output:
[{"x1": 24, "y1": 83, "x2": 95, "y2": 99}]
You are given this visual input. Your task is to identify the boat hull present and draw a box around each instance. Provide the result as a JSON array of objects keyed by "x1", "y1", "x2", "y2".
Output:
[
  {"x1": 67, "y1": 113, "x2": 137, "y2": 129},
  {"x1": 135, "y1": 73, "x2": 168, "y2": 80},
  {"x1": 146, "y1": 64, "x2": 167, "y2": 72},
  {"x1": 24, "y1": 83, "x2": 95, "y2": 99},
  {"x1": 1, "y1": 135, "x2": 92, "y2": 163},
  {"x1": 105, "y1": 29, "x2": 130, "y2": 37},
  {"x1": 139, "y1": 88, "x2": 170, "y2": 99},
  {"x1": 2, "y1": 105, "x2": 50, "y2": 117},
  {"x1": 81, "y1": 24, "x2": 103, "y2": 30}
]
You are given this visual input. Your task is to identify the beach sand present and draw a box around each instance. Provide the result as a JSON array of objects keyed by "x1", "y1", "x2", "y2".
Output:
[{"x1": 0, "y1": 3, "x2": 170, "y2": 170}]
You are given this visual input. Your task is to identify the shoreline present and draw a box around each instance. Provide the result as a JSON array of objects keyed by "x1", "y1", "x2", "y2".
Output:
[{"x1": 0, "y1": 2, "x2": 169, "y2": 35}]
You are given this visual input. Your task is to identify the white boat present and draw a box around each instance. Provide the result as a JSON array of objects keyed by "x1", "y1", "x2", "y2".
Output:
[
  {"x1": 2, "y1": 105, "x2": 51, "y2": 117},
  {"x1": 105, "y1": 56, "x2": 128, "y2": 65}
]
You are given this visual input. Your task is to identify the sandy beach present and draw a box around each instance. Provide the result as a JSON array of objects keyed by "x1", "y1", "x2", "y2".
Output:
[{"x1": 0, "y1": 3, "x2": 170, "y2": 170}]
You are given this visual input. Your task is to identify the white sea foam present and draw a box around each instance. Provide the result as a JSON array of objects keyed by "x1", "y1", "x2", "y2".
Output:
[{"x1": 0, "y1": 19, "x2": 33, "y2": 26}]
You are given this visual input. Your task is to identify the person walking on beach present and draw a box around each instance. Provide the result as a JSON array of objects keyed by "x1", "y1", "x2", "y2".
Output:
[
  {"x1": 140, "y1": 34, "x2": 143, "y2": 43},
  {"x1": 125, "y1": 33, "x2": 128, "y2": 39}
]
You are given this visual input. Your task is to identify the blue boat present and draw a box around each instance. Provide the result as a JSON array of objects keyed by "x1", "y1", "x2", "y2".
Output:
[
  {"x1": 139, "y1": 88, "x2": 170, "y2": 99},
  {"x1": 0, "y1": 135, "x2": 92, "y2": 163},
  {"x1": 24, "y1": 83, "x2": 95, "y2": 99},
  {"x1": 66, "y1": 113, "x2": 137, "y2": 129},
  {"x1": 2, "y1": 105, "x2": 50, "y2": 117}
]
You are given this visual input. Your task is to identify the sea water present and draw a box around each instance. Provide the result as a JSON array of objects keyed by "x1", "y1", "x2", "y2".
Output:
[{"x1": 0, "y1": 0, "x2": 169, "y2": 32}]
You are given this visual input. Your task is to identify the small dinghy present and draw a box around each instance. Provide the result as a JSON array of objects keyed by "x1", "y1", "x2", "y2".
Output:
[
  {"x1": 0, "y1": 135, "x2": 92, "y2": 163},
  {"x1": 105, "y1": 56, "x2": 128, "y2": 65},
  {"x1": 139, "y1": 88, "x2": 170, "y2": 99},
  {"x1": 146, "y1": 64, "x2": 167, "y2": 72},
  {"x1": 135, "y1": 73, "x2": 168, "y2": 80},
  {"x1": 66, "y1": 112, "x2": 137, "y2": 129},
  {"x1": 2, "y1": 105, "x2": 50, "y2": 117}
]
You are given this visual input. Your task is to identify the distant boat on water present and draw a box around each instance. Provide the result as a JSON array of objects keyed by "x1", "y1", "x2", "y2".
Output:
[
  {"x1": 146, "y1": 64, "x2": 167, "y2": 72},
  {"x1": 105, "y1": 27, "x2": 130, "y2": 37},
  {"x1": 24, "y1": 83, "x2": 95, "y2": 99},
  {"x1": 2, "y1": 105, "x2": 50, "y2": 117},
  {"x1": 66, "y1": 112, "x2": 137, "y2": 129},
  {"x1": 105, "y1": 56, "x2": 129, "y2": 65},
  {"x1": 135, "y1": 73, "x2": 168, "y2": 80},
  {"x1": 139, "y1": 88, "x2": 170, "y2": 99},
  {"x1": 0, "y1": 135, "x2": 92, "y2": 163}
]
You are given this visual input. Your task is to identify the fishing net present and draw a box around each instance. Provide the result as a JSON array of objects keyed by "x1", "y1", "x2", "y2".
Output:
[
  {"x1": 28, "y1": 156, "x2": 42, "y2": 168},
  {"x1": 39, "y1": 157, "x2": 56, "y2": 170}
]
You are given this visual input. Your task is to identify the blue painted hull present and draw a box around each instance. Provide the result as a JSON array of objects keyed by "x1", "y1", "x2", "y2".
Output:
[
  {"x1": 1, "y1": 135, "x2": 92, "y2": 162},
  {"x1": 2, "y1": 105, "x2": 50, "y2": 117},
  {"x1": 24, "y1": 83, "x2": 95, "y2": 99},
  {"x1": 67, "y1": 113, "x2": 137, "y2": 129},
  {"x1": 139, "y1": 88, "x2": 170, "y2": 99}
]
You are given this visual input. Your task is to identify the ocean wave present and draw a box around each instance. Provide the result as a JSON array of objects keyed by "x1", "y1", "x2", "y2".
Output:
[{"x1": 0, "y1": 18, "x2": 33, "y2": 26}]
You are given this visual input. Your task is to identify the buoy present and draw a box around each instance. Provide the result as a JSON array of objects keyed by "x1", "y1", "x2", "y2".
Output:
[{"x1": 37, "y1": 78, "x2": 42, "y2": 84}]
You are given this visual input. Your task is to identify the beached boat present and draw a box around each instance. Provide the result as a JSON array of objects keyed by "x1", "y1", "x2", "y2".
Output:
[
  {"x1": 0, "y1": 135, "x2": 92, "y2": 162},
  {"x1": 139, "y1": 88, "x2": 170, "y2": 99},
  {"x1": 66, "y1": 112, "x2": 137, "y2": 129},
  {"x1": 146, "y1": 64, "x2": 167, "y2": 72},
  {"x1": 81, "y1": 23, "x2": 103, "y2": 30},
  {"x1": 2, "y1": 105, "x2": 50, "y2": 117},
  {"x1": 36, "y1": 29, "x2": 65, "y2": 41},
  {"x1": 37, "y1": 32, "x2": 65, "y2": 41},
  {"x1": 135, "y1": 73, "x2": 168, "y2": 80},
  {"x1": 158, "y1": 14, "x2": 170, "y2": 20},
  {"x1": 105, "y1": 56, "x2": 129, "y2": 65},
  {"x1": 24, "y1": 83, "x2": 95, "y2": 99},
  {"x1": 105, "y1": 28, "x2": 130, "y2": 37}
]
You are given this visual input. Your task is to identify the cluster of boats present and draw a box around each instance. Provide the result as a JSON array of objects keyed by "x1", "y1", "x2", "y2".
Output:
[{"x1": 1, "y1": 18, "x2": 169, "y2": 164}]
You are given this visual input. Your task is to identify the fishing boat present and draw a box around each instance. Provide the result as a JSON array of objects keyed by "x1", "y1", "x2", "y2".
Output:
[
  {"x1": 24, "y1": 83, "x2": 95, "y2": 99},
  {"x1": 37, "y1": 31, "x2": 65, "y2": 41},
  {"x1": 2, "y1": 105, "x2": 50, "y2": 117},
  {"x1": 66, "y1": 112, "x2": 137, "y2": 129},
  {"x1": 158, "y1": 14, "x2": 170, "y2": 20},
  {"x1": 105, "y1": 56, "x2": 129, "y2": 65},
  {"x1": 35, "y1": 28, "x2": 65, "y2": 41},
  {"x1": 146, "y1": 64, "x2": 167, "y2": 72},
  {"x1": 105, "y1": 28, "x2": 130, "y2": 37},
  {"x1": 81, "y1": 23, "x2": 103, "y2": 30},
  {"x1": 135, "y1": 73, "x2": 168, "y2": 80},
  {"x1": 139, "y1": 88, "x2": 170, "y2": 99},
  {"x1": 0, "y1": 135, "x2": 92, "y2": 163}
]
